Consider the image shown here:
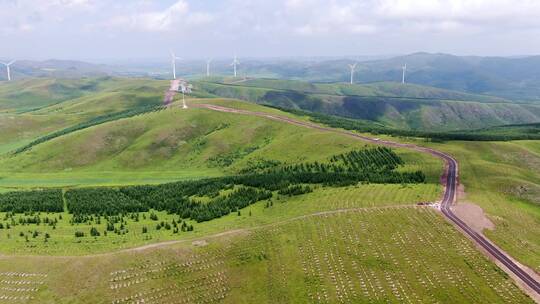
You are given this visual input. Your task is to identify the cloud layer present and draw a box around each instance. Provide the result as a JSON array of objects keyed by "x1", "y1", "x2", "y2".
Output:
[{"x1": 1, "y1": 0, "x2": 539, "y2": 59}]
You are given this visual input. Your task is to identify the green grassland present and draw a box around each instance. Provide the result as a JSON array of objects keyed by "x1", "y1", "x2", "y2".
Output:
[{"x1": 0, "y1": 207, "x2": 531, "y2": 303}]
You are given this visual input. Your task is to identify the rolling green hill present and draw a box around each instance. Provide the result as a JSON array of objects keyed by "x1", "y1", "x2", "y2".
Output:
[
  {"x1": 0, "y1": 99, "x2": 440, "y2": 189},
  {"x1": 3, "y1": 77, "x2": 539, "y2": 143},
  {"x1": 0, "y1": 77, "x2": 167, "y2": 114},
  {"x1": 0, "y1": 78, "x2": 170, "y2": 154},
  {"x1": 196, "y1": 79, "x2": 540, "y2": 131},
  {"x1": 276, "y1": 107, "x2": 540, "y2": 141},
  {"x1": 217, "y1": 78, "x2": 507, "y2": 102}
]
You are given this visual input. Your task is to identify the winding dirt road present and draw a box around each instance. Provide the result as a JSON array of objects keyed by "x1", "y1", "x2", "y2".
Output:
[{"x1": 193, "y1": 103, "x2": 540, "y2": 297}]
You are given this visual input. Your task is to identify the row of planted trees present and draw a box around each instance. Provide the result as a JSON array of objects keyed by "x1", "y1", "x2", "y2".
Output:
[{"x1": 0, "y1": 148, "x2": 425, "y2": 223}]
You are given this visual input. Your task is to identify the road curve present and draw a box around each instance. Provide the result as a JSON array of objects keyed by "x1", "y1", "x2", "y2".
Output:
[{"x1": 194, "y1": 103, "x2": 540, "y2": 296}]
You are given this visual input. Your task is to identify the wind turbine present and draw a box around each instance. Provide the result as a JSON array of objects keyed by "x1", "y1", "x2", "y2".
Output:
[
  {"x1": 231, "y1": 55, "x2": 240, "y2": 78},
  {"x1": 170, "y1": 50, "x2": 181, "y2": 80},
  {"x1": 1, "y1": 60, "x2": 16, "y2": 81},
  {"x1": 348, "y1": 63, "x2": 358, "y2": 85},
  {"x1": 206, "y1": 58, "x2": 212, "y2": 77},
  {"x1": 402, "y1": 64, "x2": 407, "y2": 84}
]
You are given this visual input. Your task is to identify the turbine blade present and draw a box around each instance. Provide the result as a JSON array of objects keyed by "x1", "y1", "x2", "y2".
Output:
[{"x1": 7, "y1": 60, "x2": 16, "y2": 66}]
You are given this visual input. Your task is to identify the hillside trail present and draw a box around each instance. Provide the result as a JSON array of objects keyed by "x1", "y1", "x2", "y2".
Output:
[{"x1": 163, "y1": 79, "x2": 180, "y2": 106}]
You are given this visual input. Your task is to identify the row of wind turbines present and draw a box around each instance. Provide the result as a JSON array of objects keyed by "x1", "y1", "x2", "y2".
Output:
[
  {"x1": 1, "y1": 55, "x2": 407, "y2": 85},
  {"x1": 171, "y1": 51, "x2": 408, "y2": 85},
  {"x1": 170, "y1": 51, "x2": 241, "y2": 80},
  {"x1": 348, "y1": 62, "x2": 407, "y2": 85}
]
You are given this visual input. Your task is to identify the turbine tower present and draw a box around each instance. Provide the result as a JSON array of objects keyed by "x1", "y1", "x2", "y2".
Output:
[
  {"x1": 206, "y1": 58, "x2": 212, "y2": 77},
  {"x1": 402, "y1": 64, "x2": 407, "y2": 84},
  {"x1": 231, "y1": 55, "x2": 240, "y2": 78},
  {"x1": 180, "y1": 81, "x2": 193, "y2": 109},
  {"x1": 170, "y1": 50, "x2": 181, "y2": 80},
  {"x1": 1, "y1": 60, "x2": 16, "y2": 81},
  {"x1": 348, "y1": 63, "x2": 358, "y2": 85}
]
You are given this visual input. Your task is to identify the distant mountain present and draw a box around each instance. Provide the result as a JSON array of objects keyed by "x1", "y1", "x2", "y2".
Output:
[
  {"x1": 3, "y1": 53, "x2": 540, "y2": 101},
  {"x1": 362, "y1": 53, "x2": 540, "y2": 101},
  {"x1": 174, "y1": 53, "x2": 540, "y2": 101},
  {"x1": 0, "y1": 59, "x2": 114, "y2": 80},
  {"x1": 196, "y1": 78, "x2": 540, "y2": 131}
]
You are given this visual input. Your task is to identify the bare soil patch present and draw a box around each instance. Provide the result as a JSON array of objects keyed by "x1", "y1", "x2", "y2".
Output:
[{"x1": 451, "y1": 202, "x2": 495, "y2": 233}]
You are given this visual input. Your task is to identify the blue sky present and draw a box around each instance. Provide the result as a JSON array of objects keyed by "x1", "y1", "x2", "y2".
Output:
[{"x1": 1, "y1": 0, "x2": 540, "y2": 61}]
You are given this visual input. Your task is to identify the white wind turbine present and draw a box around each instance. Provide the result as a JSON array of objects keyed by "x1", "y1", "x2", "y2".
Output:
[
  {"x1": 348, "y1": 63, "x2": 358, "y2": 85},
  {"x1": 1, "y1": 60, "x2": 16, "y2": 81},
  {"x1": 170, "y1": 50, "x2": 182, "y2": 80},
  {"x1": 402, "y1": 64, "x2": 407, "y2": 84},
  {"x1": 206, "y1": 58, "x2": 212, "y2": 77},
  {"x1": 231, "y1": 55, "x2": 240, "y2": 77}
]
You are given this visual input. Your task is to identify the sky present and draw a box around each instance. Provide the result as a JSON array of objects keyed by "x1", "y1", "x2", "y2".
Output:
[{"x1": 1, "y1": 0, "x2": 540, "y2": 62}]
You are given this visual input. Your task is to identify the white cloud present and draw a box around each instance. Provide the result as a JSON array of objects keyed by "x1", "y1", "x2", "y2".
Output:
[
  {"x1": 376, "y1": 0, "x2": 540, "y2": 26},
  {"x1": 2, "y1": 0, "x2": 540, "y2": 58},
  {"x1": 4, "y1": 0, "x2": 540, "y2": 36},
  {"x1": 103, "y1": 0, "x2": 213, "y2": 32}
]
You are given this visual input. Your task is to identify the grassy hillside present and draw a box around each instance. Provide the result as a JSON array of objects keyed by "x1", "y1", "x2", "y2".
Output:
[
  {"x1": 0, "y1": 78, "x2": 169, "y2": 154},
  {"x1": 0, "y1": 113, "x2": 81, "y2": 154},
  {"x1": 196, "y1": 79, "x2": 540, "y2": 131},
  {"x1": 0, "y1": 99, "x2": 442, "y2": 191},
  {"x1": 0, "y1": 78, "x2": 99, "y2": 113},
  {"x1": 0, "y1": 77, "x2": 167, "y2": 114}
]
